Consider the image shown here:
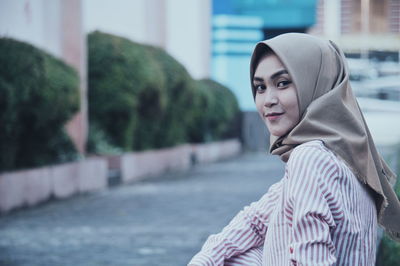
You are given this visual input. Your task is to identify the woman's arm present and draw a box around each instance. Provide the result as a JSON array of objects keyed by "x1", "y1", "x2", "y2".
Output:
[
  {"x1": 188, "y1": 180, "x2": 283, "y2": 266},
  {"x1": 286, "y1": 145, "x2": 342, "y2": 266}
]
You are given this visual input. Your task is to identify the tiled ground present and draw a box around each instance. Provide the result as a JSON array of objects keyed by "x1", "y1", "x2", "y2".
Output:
[{"x1": 0, "y1": 153, "x2": 284, "y2": 266}]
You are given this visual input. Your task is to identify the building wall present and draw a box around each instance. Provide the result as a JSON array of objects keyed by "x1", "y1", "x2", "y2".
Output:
[
  {"x1": 1, "y1": 0, "x2": 212, "y2": 154},
  {"x1": 211, "y1": 15, "x2": 264, "y2": 111},
  {"x1": 84, "y1": 0, "x2": 211, "y2": 79},
  {"x1": 311, "y1": 0, "x2": 325, "y2": 35},
  {"x1": 165, "y1": 0, "x2": 211, "y2": 79},
  {"x1": 83, "y1": 0, "x2": 148, "y2": 44},
  {"x1": 241, "y1": 111, "x2": 270, "y2": 151},
  {"x1": 309, "y1": 0, "x2": 400, "y2": 52},
  {"x1": 231, "y1": 0, "x2": 317, "y2": 30},
  {"x1": 62, "y1": 0, "x2": 87, "y2": 154},
  {"x1": 370, "y1": 0, "x2": 389, "y2": 33},
  {"x1": 0, "y1": 0, "x2": 62, "y2": 57},
  {"x1": 341, "y1": 0, "x2": 352, "y2": 34},
  {"x1": 389, "y1": 0, "x2": 400, "y2": 33}
]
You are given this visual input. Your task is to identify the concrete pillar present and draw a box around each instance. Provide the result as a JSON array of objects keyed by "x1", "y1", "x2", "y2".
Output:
[
  {"x1": 62, "y1": 0, "x2": 88, "y2": 154},
  {"x1": 165, "y1": 0, "x2": 211, "y2": 79},
  {"x1": 145, "y1": 0, "x2": 167, "y2": 48},
  {"x1": 324, "y1": 0, "x2": 341, "y2": 41}
]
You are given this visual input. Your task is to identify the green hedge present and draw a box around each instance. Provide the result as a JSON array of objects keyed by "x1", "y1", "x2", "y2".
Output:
[
  {"x1": 87, "y1": 31, "x2": 240, "y2": 154},
  {"x1": 376, "y1": 149, "x2": 400, "y2": 265},
  {"x1": 377, "y1": 231, "x2": 400, "y2": 266},
  {"x1": 188, "y1": 79, "x2": 240, "y2": 143},
  {"x1": 143, "y1": 45, "x2": 198, "y2": 148},
  {"x1": 87, "y1": 31, "x2": 167, "y2": 152},
  {"x1": 0, "y1": 38, "x2": 80, "y2": 172}
]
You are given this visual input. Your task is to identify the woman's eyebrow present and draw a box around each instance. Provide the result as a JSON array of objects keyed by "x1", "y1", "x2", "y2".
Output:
[
  {"x1": 253, "y1": 77, "x2": 264, "y2": 83},
  {"x1": 270, "y1": 69, "x2": 289, "y2": 80},
  {"x1": 253, "y1": 69, "x2": 289, "y2": 83}
]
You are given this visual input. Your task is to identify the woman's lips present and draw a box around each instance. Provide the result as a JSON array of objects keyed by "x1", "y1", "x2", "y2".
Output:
[{"x1": 266, "y1": 112, "x2": 283, "y2": 121}]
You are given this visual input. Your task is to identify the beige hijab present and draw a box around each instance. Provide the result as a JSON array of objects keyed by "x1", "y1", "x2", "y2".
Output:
[{"x1": 250, "y1": 33, "x2": 400, "y2": 240}]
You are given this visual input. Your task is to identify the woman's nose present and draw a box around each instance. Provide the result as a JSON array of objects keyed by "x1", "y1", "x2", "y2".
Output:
[{"x1": 263, "y1": 89, "x2": 278, "y2": 108}]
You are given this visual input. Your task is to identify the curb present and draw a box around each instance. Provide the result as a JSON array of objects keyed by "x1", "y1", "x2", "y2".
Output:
[
  {"x1": 0, "y1": 139, "x2": 241, "y2": 213},
  {"x1": 0, "y1": 158, "x2": 108, "y2": 213}
]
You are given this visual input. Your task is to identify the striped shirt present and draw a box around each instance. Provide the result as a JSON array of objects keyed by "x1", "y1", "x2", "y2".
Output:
[{"x1": 189, "y1": 140, "x2": 377, "y2": 266}]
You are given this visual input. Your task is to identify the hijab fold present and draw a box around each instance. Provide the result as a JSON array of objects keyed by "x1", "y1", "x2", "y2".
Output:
[{"x1": 250, "y1": 33, "x2": 400, "y2": 240}]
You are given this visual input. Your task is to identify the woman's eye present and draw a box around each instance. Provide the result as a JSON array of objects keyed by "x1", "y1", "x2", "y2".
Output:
[
  {"x1": 255, "y1": 85, "x2": 266, "y2": 93},
  {"x1": 277, "y1": 80, "x2": 291, "y2": 88}
]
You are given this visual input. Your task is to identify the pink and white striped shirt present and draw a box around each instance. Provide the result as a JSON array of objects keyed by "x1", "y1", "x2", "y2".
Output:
[{"x1": 189, "y1": 140, "x2": 377, "y2": 266}]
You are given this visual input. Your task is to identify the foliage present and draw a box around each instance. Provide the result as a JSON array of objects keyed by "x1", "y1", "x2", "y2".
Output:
[
  {"x1": 86, "y1": 124, "x2": 123, "y2": 155},
  {"x1": 87, "y1": 31, "x2": 167, "y2": 152},
  {"x1": 376, "y1": 147, "x2": 400, "y2": 265},
  {"x1": 87, "y1": 31, "x2": 240, "y2": 154},
  {"x1": 0, "y1": 37, "x2": 80, "y2": 172},
  {"x1": 376, "y1": 229, "x2": 400, "y2": 266},
  {"x1": 189, "y1": 79, "x2": 240, "y2": 143},
  {"x1": 143, "y1": 45, "x2": 198, "y2": 148}
]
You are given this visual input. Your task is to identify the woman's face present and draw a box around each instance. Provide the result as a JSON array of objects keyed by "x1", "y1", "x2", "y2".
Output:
[{"x1": 253, "y1": 52, "x2": 300, "y2": 137}]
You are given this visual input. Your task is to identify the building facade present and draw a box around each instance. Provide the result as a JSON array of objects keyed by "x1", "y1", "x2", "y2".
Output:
[
  {"x1": 1, "y1": 0, "x2": 212, "y2": 154},
  {"x1": 0, "y1": 0, "x2": 87, "y2": 153},
  {"x1": 309, "y1": 0, "x2": 400, "y2": 56}
]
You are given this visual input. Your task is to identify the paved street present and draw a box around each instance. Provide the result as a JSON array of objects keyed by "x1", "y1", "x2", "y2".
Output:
[{"x1": 0, "y1": 153, "x2": 284, "y2": 266}]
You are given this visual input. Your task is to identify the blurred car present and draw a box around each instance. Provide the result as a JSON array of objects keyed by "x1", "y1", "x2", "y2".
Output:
[
  {"x1": 352, "y1": 75, "x2": 400, "y2": 101},
  {"x1": 376, "y1": 61, "x2": 400, "y2": 77},
  {"x1": 346, "y1": 58, "x2": 379, "y2": 82}
]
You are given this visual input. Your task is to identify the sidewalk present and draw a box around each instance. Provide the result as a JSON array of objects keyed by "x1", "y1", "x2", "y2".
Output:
[{"x1": 0, "y1": 153, "x2": 284, "y2": 266}]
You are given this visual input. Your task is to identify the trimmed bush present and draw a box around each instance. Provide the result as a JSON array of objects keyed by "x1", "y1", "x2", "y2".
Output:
[
  {"x1": 87, "y1": 31, "x2": 240, "y2": 153},
  {"x1": 143, "y1": 45, "x2": 198, "y2": 148},
  {"x1": 377, "y1": 232, "x2": 400, "y2": 266},
  {"x1": 187, "y1": 79, "x2": 215, "y2": 143},
  {"x1": 189, "y1": 79, "x2": 240, "y2": 143},
  {"x1": 87, "y1": 31, "x2": 167, "y2": 152},
  {"x1": 376, "y1": 149, "x2": 400, "y2": 265},
  {"x1": 86, "y1": 124, "x2": 122, "y2": 155},
  {"x1": 0, "y1": 37, "x2": 79, "y2": 172}
]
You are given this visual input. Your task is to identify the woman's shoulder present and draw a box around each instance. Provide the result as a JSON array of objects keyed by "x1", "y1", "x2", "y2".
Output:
[
  {"x1": 288, "y1": 140, "x2": 340, "y2": 175},
  {"x1": 285, "y1": 141, "x2": 342, "y2": 198},
  {"x1": 291, "y1": 140, "x2": 336, "y2": 160}
]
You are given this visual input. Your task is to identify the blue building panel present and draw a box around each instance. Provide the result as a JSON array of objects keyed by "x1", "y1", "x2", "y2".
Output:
[
  {"x1": 245, "y1": 6, "x2": 316, "y2": 28},
  {"x1": 211, "y1": 15, "x2": 264, "y2": 110},
  {"x1": 214, "y1": 0, "x2": 317, "y2": 28},
  {"x1": 213, "y1": 0, "x2": 236, "y2": 14},
  {"x1": 211, "y1": 1, "x2": 318, "y2": 110}
]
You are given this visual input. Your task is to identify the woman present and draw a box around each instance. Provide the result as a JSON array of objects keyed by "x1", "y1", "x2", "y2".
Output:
[{"x1": 188, "y1": 33, "x2": 400, "y2": 265}]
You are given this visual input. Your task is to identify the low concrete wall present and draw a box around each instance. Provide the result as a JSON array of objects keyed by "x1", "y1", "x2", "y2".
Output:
[
  {"x1": 191, "y1": 139, "x2": 242, "y2": 164},
  {"x1": 119, "y1": 139, "x2": 242, "y2": 183},
  {"x1": 0, "y1": 158, "x2": 108, "y2": 213},
  {"x1": 0, "y1": 139, "x2": 241, "y2": 213},
  {"x1": 120, "y1": 144, "x2": 192, "y2": 183},
  {"x1": 241, "y1": 111, "x2": 269, "y2": 151}
]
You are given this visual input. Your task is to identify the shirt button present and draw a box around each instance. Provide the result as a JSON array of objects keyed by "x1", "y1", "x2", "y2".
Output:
[{"x1": 289, "y1": 247, "x2": 293, "y2": 253}]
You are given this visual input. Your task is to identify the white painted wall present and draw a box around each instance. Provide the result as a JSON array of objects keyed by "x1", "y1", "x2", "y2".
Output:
[
  {"x1": 1, "y1": 0, "x2": 211, "y2": 79},
  {"x1": 165, "y1": 0, "x2": 211, "y2": 79},
  {"x1": 323, "y1": 0, "x2": 341, "y2": 41},
  {"x1": 84, "y1": 0, "x2": 211, "y2": 79},
  {"x1": 83, "y1": 0, "x2": 148, "y2": 43},
  {"x1": 213, "y1": 55, "x2": 256, "y2": 111},
  {"x1": 0, "y1": 0, "x2": 62, "y2": 57}
]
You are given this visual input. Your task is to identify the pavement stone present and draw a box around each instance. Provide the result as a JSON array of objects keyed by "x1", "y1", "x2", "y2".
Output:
[{"x1": 0, "y1": 153, "x2": 284, "y2": 266}]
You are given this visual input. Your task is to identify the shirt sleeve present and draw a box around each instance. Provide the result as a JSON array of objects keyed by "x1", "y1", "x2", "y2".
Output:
[
  {"x1": 188, "y1": 180, "x2": 283, "y2": 266},
  {"x1": 286, "y1": 145, "x2": 342, "y2": 266}
]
